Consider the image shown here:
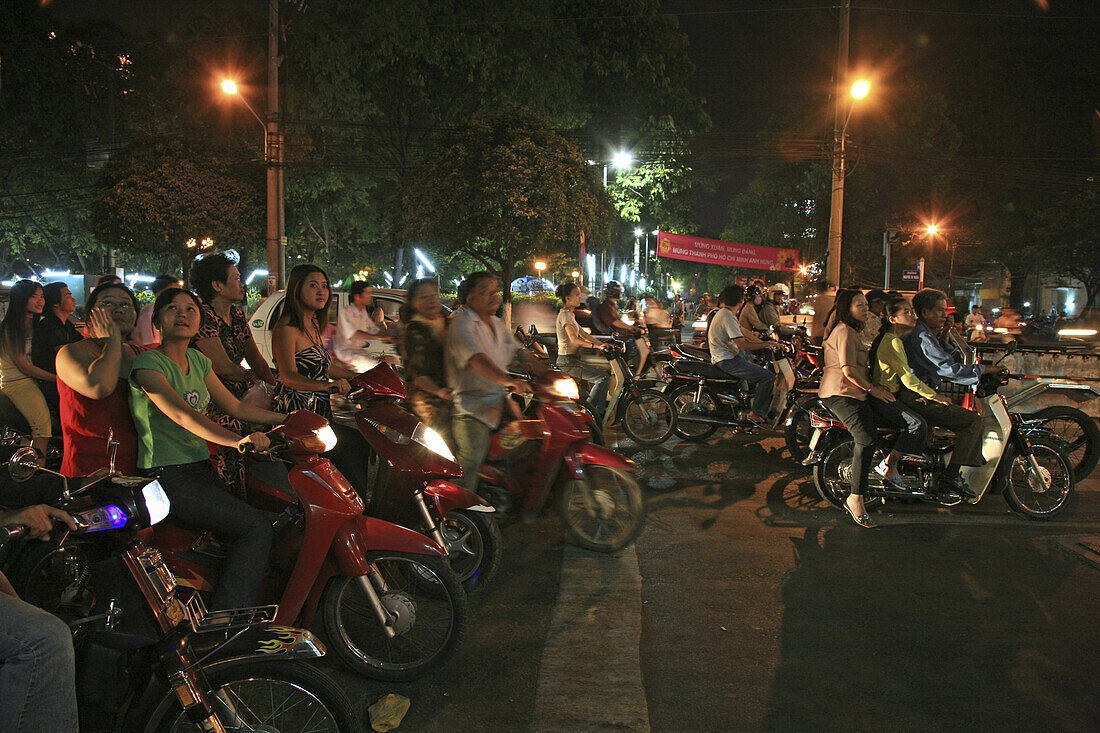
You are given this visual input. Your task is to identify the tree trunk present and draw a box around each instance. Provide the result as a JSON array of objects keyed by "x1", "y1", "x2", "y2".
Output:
[
  {"x1": 321, "y1": 207, "x2": 333, "y2": 272},
  {"x1": 500, "y1": 260, "x2": 514, "y2": 330}
]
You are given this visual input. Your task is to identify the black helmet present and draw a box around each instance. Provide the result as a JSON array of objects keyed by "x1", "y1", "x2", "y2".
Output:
[
  {"x1": 745, "y1": 284, "x2": 763, "y2": 300},
  {"x1": 604, "y1": 280, "x2": 623, "y2": 299}
]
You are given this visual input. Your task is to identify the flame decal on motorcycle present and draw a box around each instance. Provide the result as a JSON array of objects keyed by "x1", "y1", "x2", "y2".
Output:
[{"x1": 256, "y1": 626, "x2": 306, "y2": 654}]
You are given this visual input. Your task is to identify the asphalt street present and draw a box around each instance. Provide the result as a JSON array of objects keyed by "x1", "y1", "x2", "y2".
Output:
[{"x1": 318, "y1": 428, "x2": 1100, "y2": 733}]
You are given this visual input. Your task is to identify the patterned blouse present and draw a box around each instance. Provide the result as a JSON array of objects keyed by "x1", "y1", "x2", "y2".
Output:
[
  {"x1": 273, "y1": 343, "x2": 332, "y2": 418},
  {"x1": 192, "y1": 303, "x2": 252, "y2": 400}
]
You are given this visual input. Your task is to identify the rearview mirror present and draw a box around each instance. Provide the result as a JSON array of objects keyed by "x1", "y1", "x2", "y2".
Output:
[{"x1": 7, "y1": 446, "x2": 40, "y2": 482}]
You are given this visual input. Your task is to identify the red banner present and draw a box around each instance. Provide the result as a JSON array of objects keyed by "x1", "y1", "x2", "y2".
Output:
[{"x1": 656, "y1": 231, "x2": 800, "y2": 272}]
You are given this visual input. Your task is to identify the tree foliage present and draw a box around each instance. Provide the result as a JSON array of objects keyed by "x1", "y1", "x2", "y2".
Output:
[
  {"x1": 1032, "y1": 190, "x2": 1100, "y2": 310},
  {"x1": 399, "y1": 112, "x2": 611, "y2": 306}
]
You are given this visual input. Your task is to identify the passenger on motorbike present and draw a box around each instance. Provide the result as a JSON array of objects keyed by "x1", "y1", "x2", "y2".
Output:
[
  {"x1": 129, "y1": 288, "x2": 285, "y2": 609},
  {"x1": 555, "y1": 282, "x2": 611, "y2": 415},
  {"x1": 55, "y1": 283, "x2": 144, "y2": 477},
  {"x1": 861, "y1": 289, "x2": 888, "y2": 349},
  {"x1": 903, "y1": 289, "x2": 989, "y2": 395},
  {"x1": 446, "y1": 272, "x2": 547, "y2": 492},
  {"x1": 818, "y1": 290, "x2": 927, "y2": 527},
  {"x1": 872, "y1": 297, "x2": 983, "y2": 501},
  {"x1": 737, "y1": 285, "x2": 768, "y2": 335},
  {"x1": 758, "y1": 284, "x2": 787, "y2": 330},
  {"x1": 0, "y1": 504, "x2": 79, "y2": 733},
  {"x1": 595, "y1": 281, "x2": 650, "y2": 378},
  {"x1": 708, "y1": 285, "x2": 780, "y2": 425}
]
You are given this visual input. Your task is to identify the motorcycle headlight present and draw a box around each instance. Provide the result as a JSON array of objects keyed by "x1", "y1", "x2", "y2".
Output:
[
  {"x1": 141, "y1": 480, "x2": 171, "y2": 526},
  {"x1": 314, "y1": 425, "x2": 338, "y2": 452},
  {"x1": 413, "y1": 423, "x2": 455, "y2": 462},
  {"x1": 550, "y1": 377, "x2": 580, "y2": 400}
]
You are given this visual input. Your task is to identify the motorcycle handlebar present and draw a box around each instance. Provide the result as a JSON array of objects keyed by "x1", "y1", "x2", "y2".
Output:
[{"x1": 0, "y1": 524, "x2": 28, "y2": 545}]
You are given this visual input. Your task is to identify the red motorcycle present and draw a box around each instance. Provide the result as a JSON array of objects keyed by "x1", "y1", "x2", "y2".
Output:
[
  {"x1": 477, "y1": 370, "x2": 646, "y2": 552},
  {"x1": 152, "y1": 409, "x2": 469, "y2": 682},
  {"x1": 334, "y1": 364, "x2": 502, "y2": 592}
]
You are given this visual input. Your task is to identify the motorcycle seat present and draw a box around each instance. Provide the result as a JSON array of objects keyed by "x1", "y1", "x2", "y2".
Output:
[
  {"x1": 672, "y1": 361, "x2": 729, "y2": 379},
  {"x1": 678, "y1": 344, "x2": 710, "y2": 360}
]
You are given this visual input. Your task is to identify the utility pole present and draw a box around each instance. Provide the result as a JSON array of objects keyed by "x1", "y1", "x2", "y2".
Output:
[
  {"x1": 825, "y1": 0, "x2": 851, "y2": 288},
  {"x1": 266, "y1": 0, "x2": 285, "y2": 292}
]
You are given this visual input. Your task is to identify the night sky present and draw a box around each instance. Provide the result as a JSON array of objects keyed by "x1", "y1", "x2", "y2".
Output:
[{"x1": 46, "y1": 0, "x2": 1100, "y2": 237}]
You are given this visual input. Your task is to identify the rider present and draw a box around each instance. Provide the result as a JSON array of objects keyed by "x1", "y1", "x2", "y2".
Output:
[
  {"x1": 708, "y1": 284, "x2": 780, "y2": 425},
  {"x1": 861, "y1": 289, "x2": 888, "y2": 349},
  {"x1": 595, "y1": 281, "x2": 650, "y2": 378},
  {"x1": 737, "y1": 284, "x2": 768, "y2": 335},
  {"x1": 758, "y1": 283, "x2": 787, "y2": 330},
  {"x1": 555, "y1": 282, "x2": 610, "y2": 415},
  {"x1": 872, "y1": 297, "x2": 984, "y2": 501},
  {"x1": 904, "y1": 288, "x2": 992, "y2": 495},
  {"x1": 445, "y1": 272, "x2": 546, "y2": 492},
  {"x1": 335, "y1": 280, "x2": 397, "y2": 372},
  {"x1": 0, "y1": 504, "x2": 79, "y2": 733}
]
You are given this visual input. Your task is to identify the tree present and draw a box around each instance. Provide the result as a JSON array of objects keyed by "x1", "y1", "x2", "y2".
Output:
[
  {"x1": 91, "y1": 138, "x2": 263, "y2": 278},
  {"x1": 1032, "y1": 190, "x2": 1100, "y2": 311},
  {"x1": 399, "y1": 112, "x2": 611, "y2": 324}
]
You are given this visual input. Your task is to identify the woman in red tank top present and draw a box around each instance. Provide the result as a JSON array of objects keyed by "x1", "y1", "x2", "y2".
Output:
[{"x1": 55, "y1": 283, "x2": 144, "y2": 476}]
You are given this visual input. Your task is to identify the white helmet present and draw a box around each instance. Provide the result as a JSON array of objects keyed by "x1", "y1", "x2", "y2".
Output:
[{"x1": 768, "y1": 283, "x2": 790, "y2": 297}]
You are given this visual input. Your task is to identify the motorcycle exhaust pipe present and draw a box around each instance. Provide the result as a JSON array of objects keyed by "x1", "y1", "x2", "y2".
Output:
[{"x1": 677, "y1": 414, "x2": 739, "y2": 427}]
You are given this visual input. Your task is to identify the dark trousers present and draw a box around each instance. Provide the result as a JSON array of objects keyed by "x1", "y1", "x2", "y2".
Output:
[
  {"x1": 144, "y1": 460, "x2": 276, "y2": 610},
  {"x1": 896, "y1": 386, "x2": 984, "y2": 466},
  {"x1": 822, "y1": 395, "x2": 927, "y2": 496}
]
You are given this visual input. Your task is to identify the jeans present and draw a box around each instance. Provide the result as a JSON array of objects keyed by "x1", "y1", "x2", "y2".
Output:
[
  {"x1": 716, "y1": 354, "x2": 774, "y2": 417},
  {"x1": 143, "y1": 461, "x2": 276, "y2": 610},
  {"x1": 0, "y1": 590, "x2": 77, "y2": 733},
  {"x1": 452, "y1": 415, "x2": 493, "y2": 493},
  {"x1": 869, "y1": 395, "x2": 928, "y2": 456}
]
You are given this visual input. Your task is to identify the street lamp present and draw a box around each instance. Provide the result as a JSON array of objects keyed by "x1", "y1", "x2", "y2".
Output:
[
  {"x1": 825, "y1": 78, "x2": 871, "y2": 287},
  {"x1": 534, "y1": 261, "x2": 547, "y2": 273},
  {"x1": 221, "y1": 78, "x2": 284, "y2": 291},
  {"x1": 571, "y1": 270, "x2": 580, "y2": 279}
]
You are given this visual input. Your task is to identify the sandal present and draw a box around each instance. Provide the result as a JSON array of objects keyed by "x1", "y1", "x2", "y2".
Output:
[{"x1": 841, "y1": 499, "x2": 876, "y2": 528}]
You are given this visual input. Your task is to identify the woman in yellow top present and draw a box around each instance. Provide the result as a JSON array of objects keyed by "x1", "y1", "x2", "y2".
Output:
[{"x1": 873, "y1": 297, "x2": 984, "y2": 500}]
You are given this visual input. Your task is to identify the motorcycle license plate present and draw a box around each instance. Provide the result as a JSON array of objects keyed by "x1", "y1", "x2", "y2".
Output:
[{"x1": 808, "y1": 429, "x2": 822, "y2": 451}]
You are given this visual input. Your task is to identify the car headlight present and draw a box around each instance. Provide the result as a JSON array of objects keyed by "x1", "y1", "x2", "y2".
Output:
[
  {"x1": 413, "y1": 423, "x2": 455, "y2": 462},
  {"x1": 550, "y1": 377, "x2": 580, "y2": 400},
  {"x1": 314, "y1": 425, "x2": 338, "y2": 452},
  {"x1": 1058, "y1": 328, "x2": 1097, "y2": 337}
]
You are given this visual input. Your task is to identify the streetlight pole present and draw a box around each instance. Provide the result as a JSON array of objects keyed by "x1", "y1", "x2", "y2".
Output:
[
  {"x1": 826, "y1": 0, "x2": 852, "y2": 288},
  {"x1": 267, "y1": 0, "x2": 285, "y2": 291}
]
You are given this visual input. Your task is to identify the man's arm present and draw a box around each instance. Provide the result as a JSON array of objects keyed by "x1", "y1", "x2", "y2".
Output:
[{"x1": 915, "y1": 327, "x2": 984, "y2": 385}]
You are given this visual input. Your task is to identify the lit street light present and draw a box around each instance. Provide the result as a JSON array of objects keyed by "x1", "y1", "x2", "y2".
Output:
[
  {"x1": 534, "y1": 261, "x2": 547, "y2": 273},
  {"x1": 221, "y1": 78, "x2": 284, "y2": 291},
  {"x1": 825, "y1": 78, "x2": 871, "y2": 287},
  {"x1": 571, "y1": 270, "x2": 580, "y2": 279}
]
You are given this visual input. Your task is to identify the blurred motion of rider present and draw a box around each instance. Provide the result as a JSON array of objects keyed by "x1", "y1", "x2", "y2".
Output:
[
  {"x1": 0, "y1": 504, "x2": 80, "y2": 733},
  {"x1": 555, "y1": 282, "x2": 610, "y2": 415},
  {"x1": 709, "y1": 284, "x2": 779, "y2": 424},
  {"x1": 595, "y1": 281, "x2": 650, "y2": 378}
]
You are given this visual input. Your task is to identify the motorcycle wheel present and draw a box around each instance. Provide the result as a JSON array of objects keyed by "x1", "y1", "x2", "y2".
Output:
[
  {"x1": 320, "y1": 552, "x2": 468, "y2": 681},
  {"x1": 812, "y1": 437, "x2": 854, "y2": 507},
  {"x1": 1001, "y1": 435, "x2": 1075, "y2": 520},
  {"x1": 147, "y1": 659, "x2": 361, "y2": 733},
  {"x1": 578, "y1": 399, "x2": 605, "y2": 446},
  {"x1": 1028, "y1": 406, "x2": 1099, "y2": 481},
  {"x1": 621, "y1": 389, "x2": 676, "y2": 445},
  {"x1": 557, "y1": 465, "x2": 645, "y2": 552},
  {"x1": 784, "y1": 394, "x2": 817, "y2": 463},
  {"x1": 440, "y1": 509, "x2": 502, "y2": 592},
  {"x1": 668, "y1": 383, "x2": 720, "y2": 442}
]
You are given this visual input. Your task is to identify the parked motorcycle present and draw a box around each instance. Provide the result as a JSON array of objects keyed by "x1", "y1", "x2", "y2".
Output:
[
  {"x1": 2, "y1": 446, "x2": 360, "y2": 733},
  {"x1": 333, "y1": 363, "x2": 502, "y2": 592},
  {"x1": 996, "y1": 379, "x2": 1100, "y2": 481},
  {"x1": 152, "y1": 409, "x2": 469, "y2": 682},
  {"x1": 579, "y1": 340, "x2": 676, "y2": 446},
  {"x1": 476, "y1": 370, "x2": 646, "y2": 552},
  {"x1": 804, "y1": 367, "x2": 1077, "y2": 520}
]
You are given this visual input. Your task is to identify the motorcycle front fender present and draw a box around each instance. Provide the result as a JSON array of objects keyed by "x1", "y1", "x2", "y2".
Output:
[
  {"x1": 332, "y1": 515, "x2": 447, "y2": 576},
  {"x1": 188, "y1": 623, "x2": 326, "y2": 667},
  {"x1": 422, "y1": 479, "x2": 495, "y2": 516},
  {"x1": 562, "y1": 443, "x2": 636, "y2": 479}
]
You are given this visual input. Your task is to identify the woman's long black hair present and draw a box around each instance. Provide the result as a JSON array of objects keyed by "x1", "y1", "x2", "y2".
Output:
[
  {"x1": 0, "y1": 279, "x2": 42, "y2": 357},
  {"x1": 824, "y1": 288, "x2": 866, "y2": 337}
]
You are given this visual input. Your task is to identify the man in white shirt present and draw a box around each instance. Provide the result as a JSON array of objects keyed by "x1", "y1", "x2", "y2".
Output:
[
  {"x1": 446, "y1": 272, "x2": 546, "y2": 491},
  {"x1": 708, "y1": 284, "x2": 780, "y2": 424},
  {"x1": 336, "y1": 282, "x2": 396, "y2": 372},
  {"x1": 964, "y1": 304, "x2": 986, "y2": 341}
]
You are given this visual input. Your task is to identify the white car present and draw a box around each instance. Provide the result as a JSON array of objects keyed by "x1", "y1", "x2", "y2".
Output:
[{"x1": 248, "y1": 288, "x2": 409, "y2": 368}]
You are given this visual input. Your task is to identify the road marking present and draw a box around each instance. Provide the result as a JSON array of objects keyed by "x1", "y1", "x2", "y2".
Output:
[{"x1": 531, "y1": 545, "x2": 650, "y2": 733}]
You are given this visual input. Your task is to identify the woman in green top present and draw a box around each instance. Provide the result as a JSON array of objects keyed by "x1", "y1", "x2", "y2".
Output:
[
  {"x1": 873, "y1": 296, "x2": 984, "y2": 499},
  {"x1": 129, "y1": 288, "x2": 286, "y2": 609}
]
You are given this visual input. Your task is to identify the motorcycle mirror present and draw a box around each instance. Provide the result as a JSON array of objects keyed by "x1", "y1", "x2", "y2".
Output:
[
  {"x1": 995, "y1": 340, "x2": 1018, "y2": 365},
  {"x1": 7, "y1": 446, "x2": 40, "y2": 483}
]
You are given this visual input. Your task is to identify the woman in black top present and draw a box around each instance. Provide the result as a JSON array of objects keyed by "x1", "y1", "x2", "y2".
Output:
[{"x1": 400, "y1": 278, "x2": 452, "y2": 443}]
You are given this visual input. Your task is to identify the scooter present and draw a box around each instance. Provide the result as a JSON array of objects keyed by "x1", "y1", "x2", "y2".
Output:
[
  {"x1": 476, "y1": 370, "x2": 646, "y2": 553},
  {"x1": 152, "y1": 409, "x2": 469, "y2": 682},
  {"x1": 2, "y1": 446, "x2": 360, "y2": 733},
  {"x1": 333, "y1": 363, "x2": 502, "y2": 592},
  {"x1": 804, "y1": 365, "x2": 1077, "y2": 520}
]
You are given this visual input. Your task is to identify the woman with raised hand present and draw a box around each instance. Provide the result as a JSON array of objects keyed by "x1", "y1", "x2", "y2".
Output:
[
  {"x1": 0, "y1": 280, "x2": 54, "y2": 460},
  {"x1": 129, "y1": 287, "x2": 285, "y2": 609},
  {"x1": 189, "y1": 253, "x2": 277, "y2": 497},
  {"x1": 271, "y1": 264, "x2": 356, "y2": 419},
  {"x1": 55, "y1": 282, "x2": 144, "y2": 476}
]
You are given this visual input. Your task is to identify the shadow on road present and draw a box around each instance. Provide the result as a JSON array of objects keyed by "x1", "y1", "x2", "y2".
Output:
[{"x1": 763, "y1": 524, "x2": 1100, "y2": 732}]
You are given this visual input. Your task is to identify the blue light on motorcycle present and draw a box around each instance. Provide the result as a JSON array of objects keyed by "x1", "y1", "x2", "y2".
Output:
[
  {"x1": 80, "y1": 504, "x2": 130, "y2": 532},
  {"x1": 141, "y1": 481, "x2": 171, "y2": 525}
]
